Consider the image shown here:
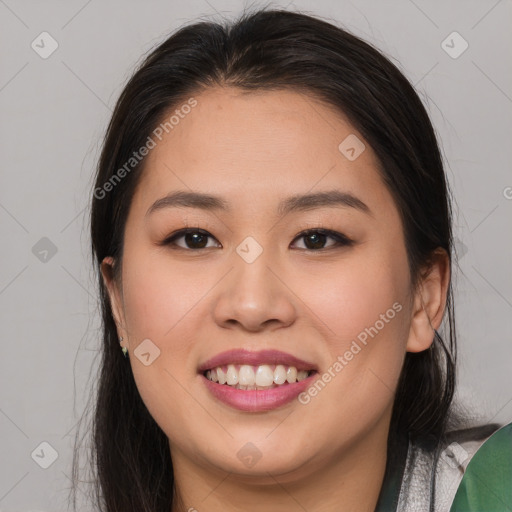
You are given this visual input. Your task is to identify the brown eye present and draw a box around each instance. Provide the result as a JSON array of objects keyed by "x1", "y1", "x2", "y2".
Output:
[
  {"x1": 304, "y1": 232, "x2": 328, "y2": 250},
  {"x1": 163, "y1": 229, "x2": 220, "y2": 250},
  {"x1": 291, "y1": 229, "x2": 353, "y2": 251}
]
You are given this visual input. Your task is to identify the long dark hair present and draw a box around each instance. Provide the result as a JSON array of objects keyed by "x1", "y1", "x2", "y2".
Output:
[{"x1": 73, "y1": 7, "x2": 462, "y2": 511}]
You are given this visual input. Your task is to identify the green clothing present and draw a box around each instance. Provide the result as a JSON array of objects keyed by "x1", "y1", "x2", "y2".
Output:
[
  {"x1": 374, "y1": 422, "x2": 512, "y2": 511},
  {"x1": 450, "y1": 422, "x2": 512, "y2": 511}
]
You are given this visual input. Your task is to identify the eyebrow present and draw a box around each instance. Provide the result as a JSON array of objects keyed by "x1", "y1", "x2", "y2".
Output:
[
  {"x1": 145, "y1": 190, "x2": 371, "y2": 217},
  {"x1": 277, "y1": 190, "x2": 371, "y2": 217}
]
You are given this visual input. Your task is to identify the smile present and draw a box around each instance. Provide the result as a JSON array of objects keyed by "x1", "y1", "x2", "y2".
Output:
[
  {"x1": 204, "y1": 364, "x2": 312, "y2": 390},
  {"x1": 198, "y1": 349, "x2": 318, "y2": 411}
]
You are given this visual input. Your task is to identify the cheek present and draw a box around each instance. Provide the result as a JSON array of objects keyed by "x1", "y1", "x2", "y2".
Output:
[
  {"x1": 118, "y1": 246, "x2": 214, "y2": 436},
  {"x1": 120, "y1": 244, "x2": 210, "y2": 347},
  {"x1": 291, "y1": 243, "x2": 412, "y2": 425},
  {"x1": 118, "y1": 245, "x2": 214, "y2": 407},
  {"x1": 298, "y1": 248, "x2": 410, "y2": 354},
  {"x1": 292, "y1": 252, "x2": 411, "y2": 445}
]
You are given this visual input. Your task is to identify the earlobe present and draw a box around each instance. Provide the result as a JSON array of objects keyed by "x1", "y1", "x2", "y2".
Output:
[
  {"x1": 406, "y1": 249, "x2": 450, "y2": 353},
  {"x1": 100, "y1": 256, "x2": 126, "y2": 335}
]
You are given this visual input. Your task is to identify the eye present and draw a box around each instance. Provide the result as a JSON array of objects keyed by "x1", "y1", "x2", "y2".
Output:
[
  {"x1": 161, "y1": 228, "x2": 221, "y2": 250},
  {"x1": 291, "y1": 229, "x2": 353, "y2": 251},
  {"x1": 161, "y1": 227, "x2": 353, "y2": 251}
]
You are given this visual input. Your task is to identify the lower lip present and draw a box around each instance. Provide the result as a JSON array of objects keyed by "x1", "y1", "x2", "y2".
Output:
[{"x1": 201, "y1": 373, "x2": 317, "y2": 412}]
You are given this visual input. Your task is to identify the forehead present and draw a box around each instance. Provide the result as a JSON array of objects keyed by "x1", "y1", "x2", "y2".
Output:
[{"x1": 133, "y1": 86, "x2": 391, "y2": 216}]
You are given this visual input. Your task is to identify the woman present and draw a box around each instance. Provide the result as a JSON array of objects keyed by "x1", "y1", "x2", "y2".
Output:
[{"x1": 73, "y1": 8, "x2": 511, "y2": 512}]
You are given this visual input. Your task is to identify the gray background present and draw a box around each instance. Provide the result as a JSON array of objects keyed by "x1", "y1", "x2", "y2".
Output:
[{"x1": 0, "y1": 0, "x2": 511, "y2": 510}]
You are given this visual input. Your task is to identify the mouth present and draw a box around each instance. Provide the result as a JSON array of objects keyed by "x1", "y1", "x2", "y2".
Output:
[
  {"x1": 203, "y1": 364, "x2": 315, "y2": 390},
  {"x1": 198, "y1": 349, "x2": 318, "y2": 411}
]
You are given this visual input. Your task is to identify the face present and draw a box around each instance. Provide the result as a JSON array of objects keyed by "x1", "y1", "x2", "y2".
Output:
[{"x1": 102, "y1": 87, "x2": 442, "y2": 483}]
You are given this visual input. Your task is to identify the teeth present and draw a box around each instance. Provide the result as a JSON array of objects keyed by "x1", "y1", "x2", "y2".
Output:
[
  {"x1": 255, "y1": 365, "x2": 274, "y2": 387},
  {"x1": 239, "y1": 365, "x2": 255, "y2": 386},
  {"x1": 286, "y1": 366, "x2": 297, "y2": 383},
  {"x1": 217, "y1": 367, "x2": 227, "y2": 385},
  {"x1": 274, "y1": 365, "x2": 287, "y2": 385},
  {"x1": 226, "y1": 364, "x2": 238, "y2": 385},
  {"x1": 297, "y1": 370, "x2": 309, "y2": 381},
  {"x1": 205, "y1": 364, "x2": 313, "y2": 388}
]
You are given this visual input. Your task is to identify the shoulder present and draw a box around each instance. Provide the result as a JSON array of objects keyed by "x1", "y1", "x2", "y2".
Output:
[
  {"x1": 448, "y1": 421, "x2": 512, "y2": 511},
  {"x1": 392, "y1": 422, "x2": 511, "y2": 512}
]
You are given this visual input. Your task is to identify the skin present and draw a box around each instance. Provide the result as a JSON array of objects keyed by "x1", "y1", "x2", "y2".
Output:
[{"x1": 102, "y1": 87, "x2": 450, "y2": 512}]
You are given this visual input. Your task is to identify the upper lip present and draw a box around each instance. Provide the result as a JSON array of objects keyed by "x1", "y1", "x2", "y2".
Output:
[{"x1": 198, "y1": 349, "x2": 317, "y2": 373}]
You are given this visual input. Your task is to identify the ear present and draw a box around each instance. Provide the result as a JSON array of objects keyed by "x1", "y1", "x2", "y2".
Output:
[
  {"x1": 100, "y1": 256, "x2": 127, "y2": 339},
  {"x1": 406, "y1": 248, "x2": 450, "y2": 353}
]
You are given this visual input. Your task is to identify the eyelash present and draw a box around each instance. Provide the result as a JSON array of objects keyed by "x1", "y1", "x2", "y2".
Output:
[{"x1": 160, "y1": 226, "x2": 354, "y2": 251}]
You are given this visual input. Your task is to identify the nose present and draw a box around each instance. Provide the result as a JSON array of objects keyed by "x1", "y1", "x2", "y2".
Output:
[{"x1": 212, "y1": 252, "x2": 297, "y2": 333}]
